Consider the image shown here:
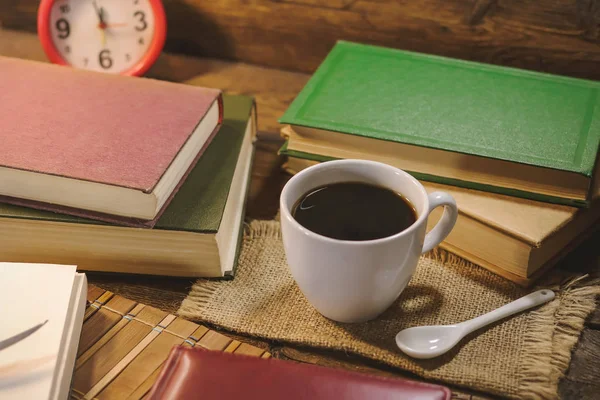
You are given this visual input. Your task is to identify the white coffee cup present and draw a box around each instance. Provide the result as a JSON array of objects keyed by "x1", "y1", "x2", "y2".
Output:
[{"x1": 280, "y1": 159, "x2": 458, "y2": 323}]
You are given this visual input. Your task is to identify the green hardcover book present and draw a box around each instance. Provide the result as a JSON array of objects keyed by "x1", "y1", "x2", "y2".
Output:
[
  {"x1": 0, "y1": 95, "x2": 256, "y2": 278},
  {"x1": 279, "y1": 41, "x2": 600, "y2": 207}
]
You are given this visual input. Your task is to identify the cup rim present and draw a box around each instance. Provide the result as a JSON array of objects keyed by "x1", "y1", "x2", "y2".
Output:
[{"x1": 279, "y1": 159, "x2": 430, "y2": 245}]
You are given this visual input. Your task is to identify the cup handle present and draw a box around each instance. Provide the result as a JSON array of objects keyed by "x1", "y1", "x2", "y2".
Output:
[{"x1": 421, "y1": 192, "x2": 458, "y2": 254}]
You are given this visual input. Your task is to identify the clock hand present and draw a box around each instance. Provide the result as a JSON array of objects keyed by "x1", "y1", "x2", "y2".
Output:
[
  {"x1": 92, "y1": 0, "x2": 106, "y2": 28},
  {"x1": 92, "y1": 0, "x2": 102, "y2": 21},
  {"x1": 99, "y1": 7, "x2": 106, "y2": 26},
  {"x1": 92, "y1": 0, "x2": 107, "y2": 47}
]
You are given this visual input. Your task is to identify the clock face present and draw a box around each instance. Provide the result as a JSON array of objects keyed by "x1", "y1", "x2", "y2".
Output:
[{"x1": 47, "y1": 0, "x2": 157, "y2": 74}]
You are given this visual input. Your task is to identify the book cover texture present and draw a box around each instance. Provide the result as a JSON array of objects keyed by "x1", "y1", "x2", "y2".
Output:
[{"x1": 280, "y1": 41, "x2": 600, "y2": 176}]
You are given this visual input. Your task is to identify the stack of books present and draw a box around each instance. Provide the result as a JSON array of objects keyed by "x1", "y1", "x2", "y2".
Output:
[
  {"x1": 0, "y1": 56, "x2": 256, "y2": 278},
  {"x1": 278, "y1": 41, "x2": 600, "y2": 286}
]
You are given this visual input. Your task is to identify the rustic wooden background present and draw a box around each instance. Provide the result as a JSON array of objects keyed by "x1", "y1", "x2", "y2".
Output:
[{"x1": 2, "y1": 0, "x2": 600, "y2": 80}]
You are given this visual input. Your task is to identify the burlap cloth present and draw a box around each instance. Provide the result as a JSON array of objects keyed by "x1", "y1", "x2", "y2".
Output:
[{"x1": 178, "y1": 220, "x2": 600, "y2": 399}]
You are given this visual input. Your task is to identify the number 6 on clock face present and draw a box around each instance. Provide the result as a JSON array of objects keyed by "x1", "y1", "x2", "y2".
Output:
[{"x1": 37, "y1": 0, "x2": 167, "y2": 76}]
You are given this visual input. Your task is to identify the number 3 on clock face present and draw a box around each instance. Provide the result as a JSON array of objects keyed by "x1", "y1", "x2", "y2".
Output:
[{"x1": 37, "y1": 0, "x2": 167, "y2": 76}]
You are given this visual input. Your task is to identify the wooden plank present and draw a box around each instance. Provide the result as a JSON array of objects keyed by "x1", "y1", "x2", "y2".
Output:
[
  {"x1": 163, "y1": 318, "x2": 198, "y2": 339},
  {"x1": 3, "y1": 1, "x2": 600, "y2": 79},
  {"x1": 196, "y1": 330, "x2": 232, "y2": 351},
  {"x1": 559, "y1": 328, "x2": 600, "y2": 400},
  {"x1": 279, "y1": 0, "x2": 354, "y2": 8},
  {"x1": 224, "y1": 340, "x2": 242, "y2": 353},
  {"x1": 73, "y1": 320, "x2": 153, "y2": 394},
  {"x1": 103, "y1": 295, "x2": 138, "y2": 317},
  {"x1": 559, "y1": 378, "x2": 600, "y2": 400},
  {"x1": 76, "y1": 304, "x2": 146, "y2": 369},
  {"x1": 188, "y1": 326, "x2": 210, "y2": 342},
  {"x1": 78, "y1": 308, "x2": 122, "y2": 357},
  {"x1": 183, "y1": 65, "x2": 308, "y2": 138},
  {"x1": 134, "y1": 306, "x2": 169, "y2": 327},
  {"x1": 233, "y1": 342, "x2": 266, "y2": 358},
  {"x1": 92, "y1": 291, "x2": 114, "y2": 307},
  {"x1": 87, "y1": 286, "x2": 106, "y2": 303},
  {"x1": 84, "y1": 291, "x2": 114, "y2": 321},
  {"x1": 125, "y1": 366, "x2": 163, "y2": 400},
  {"x1": 588, "y1": 308, "x2": 600, "y2": 329},
  {"x1": 86, "y1": 315, "x2": 177, "y2": 400},
  {"x1": 560, "y1": 329, "x2": 600, "y2": 386}
]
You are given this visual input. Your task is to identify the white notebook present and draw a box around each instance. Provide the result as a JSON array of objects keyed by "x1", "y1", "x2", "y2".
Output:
[{"x1": 0, "y1": 263, "x2": 87, "y2": 400}]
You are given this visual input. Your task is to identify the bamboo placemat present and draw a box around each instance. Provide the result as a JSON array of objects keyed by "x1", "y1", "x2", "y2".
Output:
[{"x1": 71, "y1": 285, "x2": 270, "y2": 400}]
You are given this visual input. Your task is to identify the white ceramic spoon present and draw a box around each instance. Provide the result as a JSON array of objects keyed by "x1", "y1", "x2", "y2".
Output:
[{"x1": 395, "y1": 289, "x2": 555, "y2": 359}]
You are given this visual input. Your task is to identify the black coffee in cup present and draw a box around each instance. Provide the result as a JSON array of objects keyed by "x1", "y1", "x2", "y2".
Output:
[{"x1": 291, "y1": 182, "x2": 417, "y2": 241}]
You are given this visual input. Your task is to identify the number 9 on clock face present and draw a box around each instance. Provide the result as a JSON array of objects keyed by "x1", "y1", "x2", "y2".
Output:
[{"x1": 37, "y1": 0, "x2": 167, "y2": 76}]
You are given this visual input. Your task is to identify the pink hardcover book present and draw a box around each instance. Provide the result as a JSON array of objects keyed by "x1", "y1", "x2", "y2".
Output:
[{"x1": 0, "y1": 56, "x2": 223, "y2": 227}]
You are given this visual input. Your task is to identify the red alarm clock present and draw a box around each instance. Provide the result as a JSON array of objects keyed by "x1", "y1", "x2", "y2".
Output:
[{"x1": 37, "y1": 0, "x2": 166, "y2": 76}]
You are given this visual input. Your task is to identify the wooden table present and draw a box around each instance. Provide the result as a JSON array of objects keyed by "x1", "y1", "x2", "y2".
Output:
[{"x1": 1, "y1": 28, "x2": 599, "y2": 400}]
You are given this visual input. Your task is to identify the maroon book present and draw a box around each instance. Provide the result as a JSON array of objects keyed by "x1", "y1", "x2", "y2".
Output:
[
  {"x1": 0, "y1": 56, "x2": 222, "y2": 227},
  {"x1": 147, "y1": 347, "x2": 451, "y2": 400}
]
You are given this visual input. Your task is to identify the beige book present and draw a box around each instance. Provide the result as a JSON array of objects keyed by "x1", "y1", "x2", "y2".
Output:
[
  {"x1": 283, "y1": 157, "x2": 600, "y2": 286},
  {"x1": 0, "y1": 263, "x2": 87, "y2": 400},
  {"x1": 285, "y1": 125, "x2": 599, "y2": 204}
]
